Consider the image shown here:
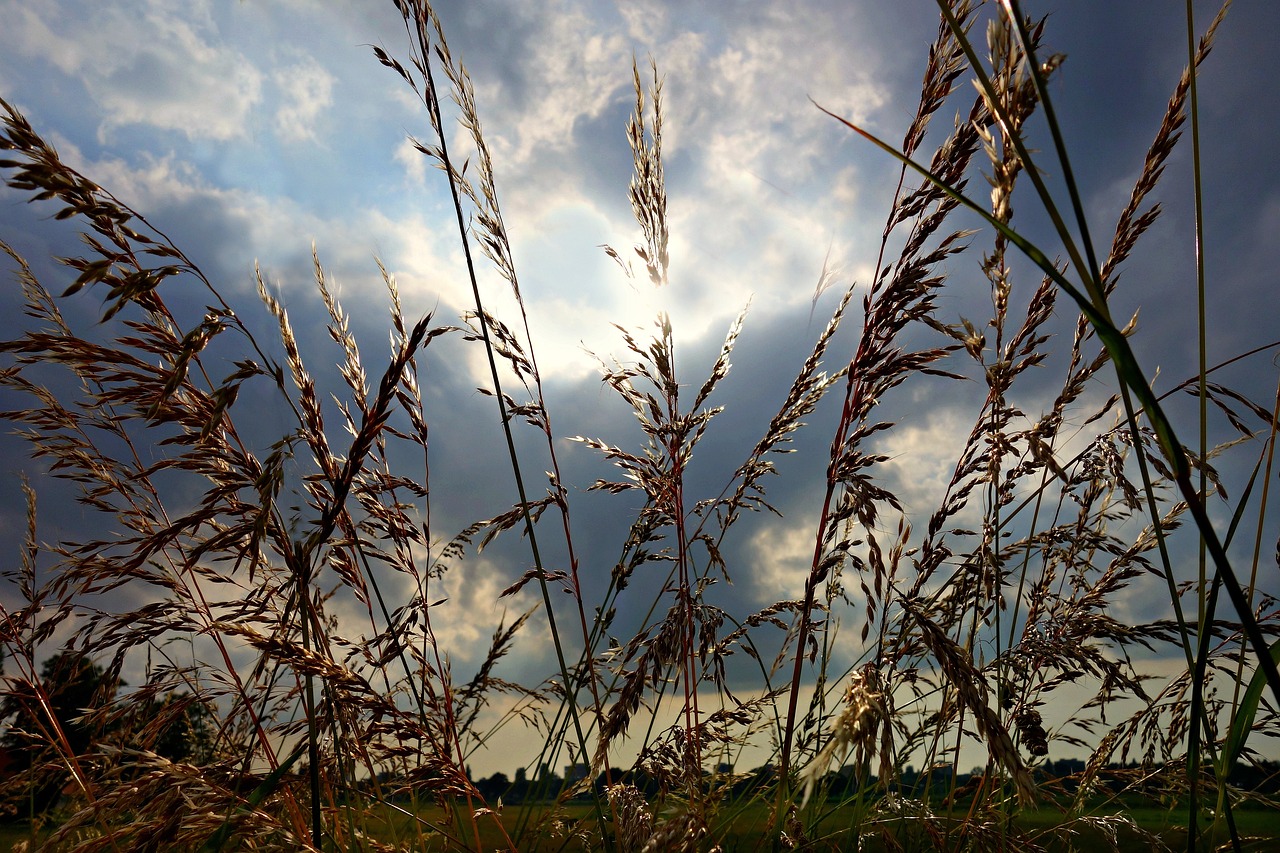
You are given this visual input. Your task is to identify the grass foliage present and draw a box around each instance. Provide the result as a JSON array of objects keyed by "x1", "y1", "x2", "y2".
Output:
[{"x1": 1, "y1": 0, "x2": 1278, "y2": 850}]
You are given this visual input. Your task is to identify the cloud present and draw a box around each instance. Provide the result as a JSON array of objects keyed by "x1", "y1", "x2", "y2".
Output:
[
  {"x1": 1, "y1": 0, "x2": 265, "y2": 142},
  {"x1": 875, "y1": 396, "x2": 979, "y2": 518},
  {"x1": 385, "y1": 1, "x2": 907, "y2": 384},
  {"x1": 272, "y1": 54, "x2": 335, "y2": 145},
  {"x1": 746, "y1": 516, "x2": 821, "y2": 602},
  {"x1": 495, "y1": 9, "x2": 632, "y2": 169},
  {"x1": 393, "y1": 137, "x2": 428, "y2": 187},
  {"x1": 323, "y1": 550, "x2": 550, "y2": 677}
]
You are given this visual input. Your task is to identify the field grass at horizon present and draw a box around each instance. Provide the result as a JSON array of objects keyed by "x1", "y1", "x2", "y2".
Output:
[{"x1": 4, "y1": 796, "x2": 1278, "y2": 852}]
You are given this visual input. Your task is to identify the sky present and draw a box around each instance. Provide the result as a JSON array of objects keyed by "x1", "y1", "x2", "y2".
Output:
[{"x1": 1, "y1": 0, "x2": 1279, "y2": 778}]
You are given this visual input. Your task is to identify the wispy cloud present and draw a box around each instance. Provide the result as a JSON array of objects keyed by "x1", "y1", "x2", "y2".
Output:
[
  {"x1": 272, "y1": 53, "x2": 335, "y2": 145},
  {"x1": 2, "y1": 0, "x2": 264, "y2": 141}
]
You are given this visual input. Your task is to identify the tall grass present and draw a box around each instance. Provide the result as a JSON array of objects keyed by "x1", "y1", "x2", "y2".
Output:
[{"x1": 1, "y1": 0, "x2": 1277, "y2": 850}]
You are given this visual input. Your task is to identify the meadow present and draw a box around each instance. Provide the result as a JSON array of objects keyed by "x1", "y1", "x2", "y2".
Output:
[{"x1": 1, "y1": 0, "x2": 1278, "y2": 851}]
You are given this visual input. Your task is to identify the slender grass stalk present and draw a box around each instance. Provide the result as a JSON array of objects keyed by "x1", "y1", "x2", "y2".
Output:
[
  {"x1": 1182, "y1": 0, "x2": 1216, "y2": 845},
  {"x1": 388, "y1": 3, "x2": 606, "y2": 845}
]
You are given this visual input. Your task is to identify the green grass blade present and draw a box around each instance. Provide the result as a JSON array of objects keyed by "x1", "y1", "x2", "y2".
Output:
[
  {"x1": 201, "y1": 743, "x2": 307, "y2": 853},
  {"x1": 1222, "y1": 638, "x2": 1280, "y2": 776}
]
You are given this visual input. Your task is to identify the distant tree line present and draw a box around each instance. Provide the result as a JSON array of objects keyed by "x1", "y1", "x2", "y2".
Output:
[
  {"x1": 5, "y1": 651, "x2": 1278, "y2": 820},
  {"x1": 443, "y1": 755, "x2": 1280, "y2": 805}
]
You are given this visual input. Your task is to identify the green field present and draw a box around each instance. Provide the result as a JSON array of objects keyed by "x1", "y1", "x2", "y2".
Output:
[
  {"x1": 4, "y1": 798, "x2": 1277, "y2": 852},
  {"x1": 353, "y1": 801, "x2": 1280, "y2": 853}
]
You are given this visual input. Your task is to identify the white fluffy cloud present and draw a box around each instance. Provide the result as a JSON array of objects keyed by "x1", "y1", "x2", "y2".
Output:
[
  {"x1": 2, "y1": 0, "x2": 265, "y2": 142},
  {"x1": 272, "y1": 53, "x2": 335, "y2": 145}
]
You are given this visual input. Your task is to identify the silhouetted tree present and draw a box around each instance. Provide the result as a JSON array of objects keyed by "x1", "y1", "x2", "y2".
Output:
[
  {"x1": 0, "y1": 651, "x2": 119, "y2": 819},
  {"x1": 122, "y1": 691, "x2": 215, "y2": 765},
  {"x1": 508, "y1": 766, "x2": 529, "y2": 803},
  {"x1": 476, "y1": 771, "x2": 509, "y2": 803}
]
